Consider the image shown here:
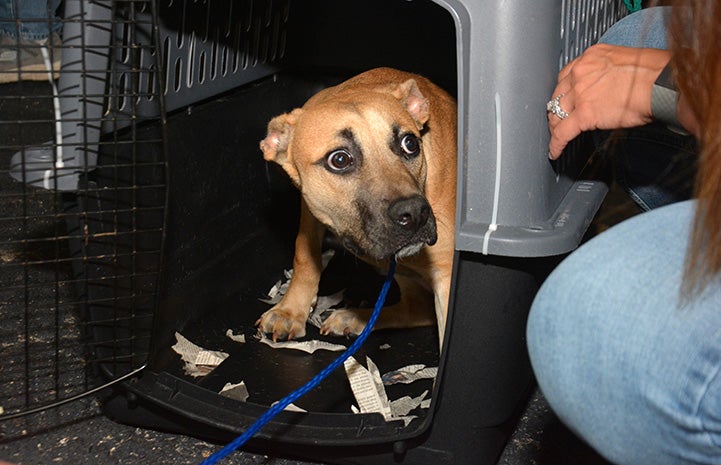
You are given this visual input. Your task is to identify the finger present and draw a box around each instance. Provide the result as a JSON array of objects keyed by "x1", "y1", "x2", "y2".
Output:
[
  {"x1": 548, "y1": 110, "x2": 584, "y2": 159},
  {"x1": 547, "y1": 73, "x2": 575, "y2": 114},
  {"x1": 547, "y1": 90, "x2": 575, "y2": 132},
  {"x1": 554, "y1": 72, "x2": 574, "y2": 100},
  {"x1": 558, "y1": 91, "x2": 575, "y2": 116},
  {"x1": 556, "y1": 55, "x2": 580, "y2": 85}
]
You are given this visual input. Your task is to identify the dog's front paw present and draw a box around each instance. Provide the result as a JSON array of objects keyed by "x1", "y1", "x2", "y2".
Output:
[
  {"x1": 256, "y1": 307, "x2": 307, "y2": 341},
  {"x1": 320, "y1": 309, "x2": 368, "y2": 337}
]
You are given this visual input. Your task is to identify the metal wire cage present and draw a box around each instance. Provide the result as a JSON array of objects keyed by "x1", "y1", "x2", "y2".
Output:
[
  {"x1": 0, "y1": 0, "x2": 301, "y2": 427},
  {"x1": 0, "y1": 0, "x2": 166, "y2": 421}
]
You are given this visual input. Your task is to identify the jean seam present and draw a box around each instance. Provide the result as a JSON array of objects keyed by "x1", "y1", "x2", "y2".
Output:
[{"x1": 698, "y1": 355, "x2": 721, "y2": 449}]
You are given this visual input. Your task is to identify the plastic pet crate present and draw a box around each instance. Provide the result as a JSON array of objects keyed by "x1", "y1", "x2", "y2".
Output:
[{"x1": 1, "y1": 0, "x2": 629, "y2": 463}]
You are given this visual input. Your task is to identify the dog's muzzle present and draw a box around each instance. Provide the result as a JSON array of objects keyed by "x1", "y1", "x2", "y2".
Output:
[{"x1": 341, "y1": 194, "x2": 437, "y2": 260}]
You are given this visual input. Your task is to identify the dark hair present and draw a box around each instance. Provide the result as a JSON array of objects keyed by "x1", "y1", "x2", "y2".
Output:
[{"x1": 669, "y1": 0, "x2": 721, "y2": 293}]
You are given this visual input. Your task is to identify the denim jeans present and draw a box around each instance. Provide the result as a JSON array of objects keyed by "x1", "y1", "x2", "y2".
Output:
[
  {"x1": 527, "y1": 8, "x2": 721, "y2": 465},
  {"x1": 527, "y1": 200, "x2": 721, "y2": 465},
  {"x1": 602, "y1": 124, "x2": 697, "y2": 211},
  {"x1": 598, "y1": 5, "x2": 671, "y2": 49},
  {"x1": 0, "y1": 0, "x2": 62, "y2": 41}
]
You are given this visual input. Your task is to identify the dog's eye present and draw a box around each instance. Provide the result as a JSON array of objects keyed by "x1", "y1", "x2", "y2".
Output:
[
  {"x1": 400, "y1": 134, "x2": 420, "y2": 158},
  {"x1": 325, "y1": 149, "x2": 354, "y2": 173}
]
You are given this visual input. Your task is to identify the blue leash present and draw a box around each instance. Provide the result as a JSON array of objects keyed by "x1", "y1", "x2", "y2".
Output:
[{"x1": 200, "y1": 258, "x2": 397, "y2": 465}]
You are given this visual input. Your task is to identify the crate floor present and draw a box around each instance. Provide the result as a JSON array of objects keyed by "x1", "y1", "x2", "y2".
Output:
[
  {"x1": 152, "y1": 244, "x2": 437, "y2": 418},
  {"x1": 0, "y1": 78, "x2": 621, "y2": 465}
]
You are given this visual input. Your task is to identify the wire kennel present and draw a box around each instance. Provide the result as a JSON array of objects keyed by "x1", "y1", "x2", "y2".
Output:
[
  {"x1": 0, "y1": 0, "x2": 164, "y2": 425},
  {"x1": 1, "y1": 0, "x2": 629, "y2": 463}
]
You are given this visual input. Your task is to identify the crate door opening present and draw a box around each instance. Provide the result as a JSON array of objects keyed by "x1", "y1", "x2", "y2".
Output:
[{"x1": 148, "y1": 0, "x2": 457, "y2": 445}]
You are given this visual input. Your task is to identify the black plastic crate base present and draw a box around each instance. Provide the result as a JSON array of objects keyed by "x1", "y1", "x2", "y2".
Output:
[{"x1": 103, "y1": 252, "x2": 545, "y2": 465}]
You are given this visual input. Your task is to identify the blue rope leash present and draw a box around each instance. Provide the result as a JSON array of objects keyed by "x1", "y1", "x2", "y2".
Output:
[{"x1": 200, "y1": 258, "x2": 397, "y2": 465}]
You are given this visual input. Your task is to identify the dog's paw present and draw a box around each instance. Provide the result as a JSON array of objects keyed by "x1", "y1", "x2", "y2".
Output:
[
  {"x1": 320, "y1": 309, "x2": 367, "y2": 337},
  {"x1": 256, "y1": 307, "x2": 307, "y2": 341}
]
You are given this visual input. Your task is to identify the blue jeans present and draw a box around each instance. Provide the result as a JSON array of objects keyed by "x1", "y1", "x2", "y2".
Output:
[
  {"x1": 0, "y1": 0, "x2": 62, "y2": 41},
  {"x1": 527, "y1": 201, "x2": 721, "y2": 465},
  {"x1": 598, "y1": 5, "x2": 671, "y2": 49},
  {"x1": 527, "y1": 8, "x2": 721, "y2": 465},
  {"x1": 603, "y1": 124, "x2": 697, "y2": 210}
]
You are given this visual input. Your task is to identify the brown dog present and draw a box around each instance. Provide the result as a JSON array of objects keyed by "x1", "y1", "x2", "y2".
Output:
[{"x1": 257, "y1": 67, "x2": 456, "y2": 344}]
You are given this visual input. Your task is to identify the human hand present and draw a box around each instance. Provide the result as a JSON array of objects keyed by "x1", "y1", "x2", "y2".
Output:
[{"x1": 547, "y1": 44, "x2": 671, "y2": 159}]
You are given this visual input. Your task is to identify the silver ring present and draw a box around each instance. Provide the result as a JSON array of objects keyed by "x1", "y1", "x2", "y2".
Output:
[{"x1": 546, "y1": 93, "x2": 570, "y2": 119}]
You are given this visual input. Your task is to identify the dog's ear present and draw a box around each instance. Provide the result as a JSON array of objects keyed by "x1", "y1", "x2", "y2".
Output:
[
  {"x1": 260, "y1": 109, "x2": 303, "y2": 183},
  {"x1": 393, "y1": 79, "x2": 429, "y2": 129},
  {"x1": 260, "y1": 109, "x2": 302, "y2": 163}
]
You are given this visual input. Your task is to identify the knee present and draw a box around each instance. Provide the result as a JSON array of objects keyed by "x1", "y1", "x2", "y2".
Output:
[
  {"x1": 525, "y1": 246, "x2": 619, "y2": 403},
  {"x1": 526, "y1": 264, "x2": 588, "y2": 398}
]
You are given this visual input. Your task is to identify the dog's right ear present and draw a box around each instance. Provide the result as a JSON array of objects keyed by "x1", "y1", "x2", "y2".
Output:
[
  {"x1": 260, "y1": 109, "x2": 303, "y2": 183},
  {"x1": 392, "y1": 79, "x2": 430, "y2": 129}
]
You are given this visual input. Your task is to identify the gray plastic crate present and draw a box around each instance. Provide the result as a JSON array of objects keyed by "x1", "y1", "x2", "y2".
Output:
[{"x1": 448, "y1": 0, "x2": 625, "y2": 257}]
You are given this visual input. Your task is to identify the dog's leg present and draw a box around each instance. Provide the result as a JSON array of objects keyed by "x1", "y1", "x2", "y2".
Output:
[
  {"x1": 320, "y1": 274, "x2": 436, "y2": 337},
  {"x1": 256, "y1": 199, "x2": 325, "y2": 340}
]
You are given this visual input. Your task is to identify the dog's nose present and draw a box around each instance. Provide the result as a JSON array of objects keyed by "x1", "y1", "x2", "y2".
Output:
[{"x1": 388, "y1": 195, "x2": 431, "y2": 232}]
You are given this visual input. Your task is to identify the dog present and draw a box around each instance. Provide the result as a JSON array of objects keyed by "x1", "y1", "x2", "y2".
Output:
[{"x1": 257, "y1": 67, "x2": 456, "y2": 345}]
